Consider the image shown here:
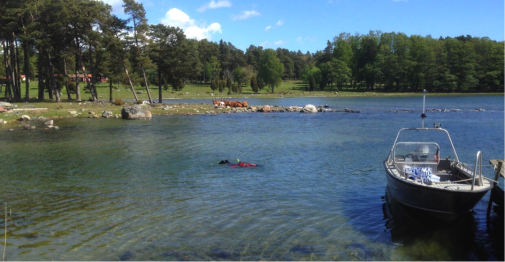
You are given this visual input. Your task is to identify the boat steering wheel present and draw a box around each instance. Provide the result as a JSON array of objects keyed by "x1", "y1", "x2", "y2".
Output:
[{"x1": 405, "y1": 154, "x2": 419, "y2": 162}]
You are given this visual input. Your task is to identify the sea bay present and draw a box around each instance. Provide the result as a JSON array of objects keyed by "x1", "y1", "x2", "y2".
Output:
[{"x1": 0, "y1": 95, "x2": 503, "y2": 260}]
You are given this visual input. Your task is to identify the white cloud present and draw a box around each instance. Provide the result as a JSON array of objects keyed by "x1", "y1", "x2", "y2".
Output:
[
  {"x1": 231, "y1": 10, "x2": 260, "y2": 20},
  {"x1": 295, "y1": 36, "x2": 317, "y2": 45},
  {"x1": 198, "y1": 0, "x2": 232, "y2": 12},
  {"x1": 161, "y1": 8, "x2": 222, "y2": 40},
  {"x1": 265, "y1": 19, "x2": 284, "y2": 31},
  {"x1": 260, "y1": 41, "x2": 269, "y2": 47},
  {"x1": 259, "y1": 40, "x2": 286, "y2": 47}
]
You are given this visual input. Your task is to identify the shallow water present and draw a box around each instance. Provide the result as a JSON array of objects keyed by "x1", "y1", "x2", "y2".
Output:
[{"x1": 0, "y1": 95, "x2": 503, "y2": 260}]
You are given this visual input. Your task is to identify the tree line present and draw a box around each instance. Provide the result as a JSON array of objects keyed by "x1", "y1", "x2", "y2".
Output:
[{"x1": 1, "y1": 0, "x2": 503, "y2": 103}]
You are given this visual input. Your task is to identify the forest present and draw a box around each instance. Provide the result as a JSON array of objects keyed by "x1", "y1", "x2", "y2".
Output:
[{"x1": 1, "y1": 0, "x2": 503, "y2": 103}]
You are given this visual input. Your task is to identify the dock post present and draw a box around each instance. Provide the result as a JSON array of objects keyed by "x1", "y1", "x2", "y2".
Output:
[{"x1": 487, "y1": 160, "x2": 504, "y2": 219}]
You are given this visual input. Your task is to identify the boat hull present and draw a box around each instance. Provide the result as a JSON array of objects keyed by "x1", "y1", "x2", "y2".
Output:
[{"x1": 384, "y1": 161, "x2": 489, "y2": 222}]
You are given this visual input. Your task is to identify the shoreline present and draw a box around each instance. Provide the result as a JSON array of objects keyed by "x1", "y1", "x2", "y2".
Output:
[{"x1": 1, "y1": 92, "x2": 502, "y2": 131}]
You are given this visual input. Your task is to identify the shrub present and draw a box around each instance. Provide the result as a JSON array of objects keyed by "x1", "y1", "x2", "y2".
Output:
[{"x1": 113, "y1": 98, "x2": 124, "y2": 106}]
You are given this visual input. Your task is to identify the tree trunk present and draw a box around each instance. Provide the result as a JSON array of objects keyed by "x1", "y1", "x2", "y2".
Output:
[
  {"x1": 109, "y1": 78, "x2": 113, "y2": 102},
  {"x1": 75, "y1": 36, "x2": 81, "y2": 101},
  {"x1": 82, "y1": 64, "x2": 92, "y2": 101},
  {"x1": 63, "y1": 57, "x2": 72, "y2": 100},
  {"x1": 13, "y1": 35, "x2": 22, "y2": 101},
  {"x1": 131, "y1": 18, "x2": 152, "y2": 103},
  {"x1": 123, "y1": 64, "x2": 138, "y2": 101},
  {"x1": 37, "y1": 47, "x2": 44, "y2": 101},
  {"x1": 46, "y1": 68, "x2": 53, "y2": 100},
  {"x1": 2, "y1": 40, "x2": 13, "y2": 101},
  {"x1": 158, "y1": 67, "x2": 162, "y2": 103},
  {"x1": 23, "y1": 40, "x2": 30, "y2": 102},
  {"x1": 4, "y1": 40, "x2": 16, "y2": 100},
  {"x1": 140, "y1": 63, "x2": 153, "y2": 103},
  {"x1": 88, "y1": 42, "x2": 97, "y2": 101},
  {"x1": 120, "y1": 51, "x2": 138, "y2": 101},
  {"x1": 46, "y1": 50, "x2": 60, "y2": 102}
]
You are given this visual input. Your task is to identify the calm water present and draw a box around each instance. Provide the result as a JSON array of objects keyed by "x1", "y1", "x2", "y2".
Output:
[{"x1": 0, "y1": 95, "x2": 503, "y2": 260}]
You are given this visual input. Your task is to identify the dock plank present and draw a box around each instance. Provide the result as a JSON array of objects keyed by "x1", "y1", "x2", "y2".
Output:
[{"x1": 489, "y1": 159, "x2": 505, "y2": 179}]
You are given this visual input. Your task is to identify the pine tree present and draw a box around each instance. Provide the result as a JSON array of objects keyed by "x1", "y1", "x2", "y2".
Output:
[{"x1": 309, "y1": 76, "x2": 316, "y2": 91}]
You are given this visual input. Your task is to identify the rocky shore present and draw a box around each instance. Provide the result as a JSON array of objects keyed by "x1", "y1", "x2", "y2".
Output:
[{"x1": 0, "y1": 100, "x2": 487, "y2": 132}]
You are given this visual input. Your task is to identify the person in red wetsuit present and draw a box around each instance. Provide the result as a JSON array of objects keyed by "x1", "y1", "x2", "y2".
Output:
[
  {"x1": 238, "y1": 162, "x2": 256, "y2": 167},
  {"x1": 221, "y1": 159, "x2": 257, "y2": 168}
]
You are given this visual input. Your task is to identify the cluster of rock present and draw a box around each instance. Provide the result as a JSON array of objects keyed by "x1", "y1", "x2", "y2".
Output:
[
  {"x1": 200, "y1": 104, "x2": 361, "y2": 114},
  {"x1": 0, "y1": 102, "x2": 16, "y2": 111},
  {"x1": 16, "y1": 115, "x2": 59, "y2": 131}
]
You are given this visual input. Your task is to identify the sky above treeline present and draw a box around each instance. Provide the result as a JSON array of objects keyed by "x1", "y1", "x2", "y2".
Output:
[{"x1": 100, "y1": 0, "x2": 504, "y2": 53}]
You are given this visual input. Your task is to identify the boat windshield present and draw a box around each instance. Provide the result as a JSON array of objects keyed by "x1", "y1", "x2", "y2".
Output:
[{"x1": 393, "y1": 142, "x2": 440, "y2": 164}]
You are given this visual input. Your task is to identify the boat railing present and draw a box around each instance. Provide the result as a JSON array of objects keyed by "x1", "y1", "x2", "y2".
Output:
[{"x1": 471, "y1": 151, "x2": 483, "y2": 190}]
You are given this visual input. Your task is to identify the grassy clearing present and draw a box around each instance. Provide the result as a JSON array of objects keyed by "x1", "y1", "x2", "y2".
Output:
[
  {"x1": 4, "y1": 79, "x2": 497, "y2": 101},
  {"x1": 3, "y1": 79, "x2": 427, "y2": 102}
]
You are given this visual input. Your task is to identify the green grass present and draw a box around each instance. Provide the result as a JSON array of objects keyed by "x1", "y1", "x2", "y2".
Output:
[
  {"x1": 3, "y1": 80, "x2": 499, "y2": 102},
  {"x1": 2, "y1": 80, "x2": 398, "y2": 102}
]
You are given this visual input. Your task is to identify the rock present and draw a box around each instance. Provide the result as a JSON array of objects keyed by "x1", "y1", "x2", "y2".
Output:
[
  {"x1": 0, "y1": 105, "x2": 5, "y2": 112},
  {"x1": 136, "y1": 91, "x2": 143, "y2": 94},
  {"x1": 88, "y1": 111, "x2": 95, "y2": 115},
  {"x1": 38, "y1": 116, "x2": 47, "y2": 121},
  {"x1": 8, "y1": 128, "x2": 14, "y2": 132},
  {"x1": 69, "y1": 110, "x2": 77, "y2": 115},
  {"x1": 21, "y1": 115, "x2": 31, "y2": 121},
  {"x1": 93, "y1": 115, "x2": 99, "y2": 118},
  {"x1": 0, "y1": 102, "x2": 15, "y2": 110},
  {"x1": 0, "y1": 119, "x2": 5, "y2": 126},
  {"x1": 261, "y1": 105, "x2": 271, "y2": 112},
  {"x1": 121, "y1": 104, "x2": 152, "y2": 120},
  {"x1": 45, "y1": 120, "x2": 54, "y2": 126},
  {"x1": 102, "y1": 111, "x2": 114, "y2": 118},
  {"x1": 301, "y1": 104, "x2": 318, "y2": 113}
]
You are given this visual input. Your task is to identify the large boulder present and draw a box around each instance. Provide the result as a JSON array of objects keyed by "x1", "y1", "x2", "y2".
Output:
[
  {"x1": 260, "y1": 105, "x2": 271, "y2": 112},
  {"x1": 301, "y1": 104, "x2": 318, "y2": 113},
  {"x1": 121, "y1": 104, "x2": 152, "y2": 120}
]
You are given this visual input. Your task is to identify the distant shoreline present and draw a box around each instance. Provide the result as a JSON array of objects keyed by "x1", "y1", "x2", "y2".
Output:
[{"x1": 1, "y1": 92, "x2": 502, "y2": 131}]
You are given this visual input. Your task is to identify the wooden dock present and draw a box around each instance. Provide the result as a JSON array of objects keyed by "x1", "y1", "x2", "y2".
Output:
[{"x1": 487, "y1": 159, "x2": 504, "y2": 218}]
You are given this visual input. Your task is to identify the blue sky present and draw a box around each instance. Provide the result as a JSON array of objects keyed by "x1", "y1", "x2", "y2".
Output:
[{"x1": 101, "y1": 0, "x2": 504, "y2": 53}]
